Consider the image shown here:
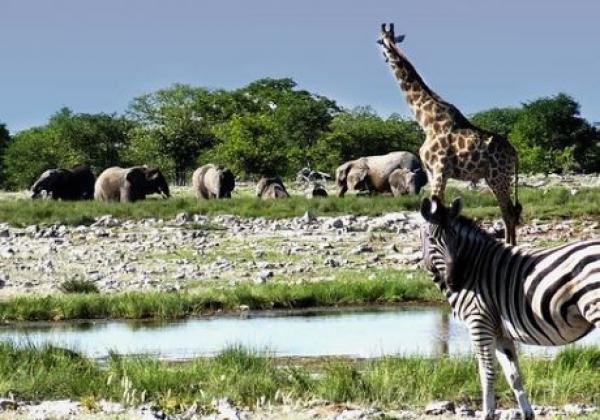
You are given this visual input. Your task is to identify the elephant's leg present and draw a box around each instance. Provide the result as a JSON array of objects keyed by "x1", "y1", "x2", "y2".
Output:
[
  {"x1": 120, "y1": 187, "x2": 132, "y2": 203},
  {"x1": 496, "y1": 338, "x2": 533, "y2": 419}
]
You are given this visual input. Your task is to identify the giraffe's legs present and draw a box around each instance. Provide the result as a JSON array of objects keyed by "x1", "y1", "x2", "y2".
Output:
[
  {"x1": 429, "y1": 171, "x2": 448, "y2": 202},
  {"x1": 486, "y1": 175, "x2": 519, "y2": 245},
  {"x1": 496, "y1": 338, "x2": 534, "y2": 419}
]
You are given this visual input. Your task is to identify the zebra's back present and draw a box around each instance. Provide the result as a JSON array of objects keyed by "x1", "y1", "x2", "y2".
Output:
[{"x1": 497, "y1": 239, "x2": 600, "y2": 346}]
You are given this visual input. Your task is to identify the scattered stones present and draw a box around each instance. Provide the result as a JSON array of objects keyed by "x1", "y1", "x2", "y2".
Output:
[
  {"x1": 212, "y1": 398, "x2": 247, "y2": 420},
  {"x1": 563, "y1": 403, "x2": 596, "y2": 415},
  {"x1": 351, "y1": 244, "x2": 373, "y2": 254},
  {"x1": 92, "y1": 215, "x2": 120, "y2": 227},
  {"x1": 455, "y1": 404, "x2": 475, "y2": 417},
  {"x1": 175, "y1": 212, "x2": 192, "y2": 225},
  {"x1": 301, "y1": 210, "x2": 317, "y2": 224},
  {"x1": 0, "y1": 399, "x2": 17, "y2": 411},
  {"x1": 424, "y1": 400, "x2": 455, "y2": 415},
  {"x1": 254, "y1": 270, "x2": 273, "y2": 284},
  {"x1": 0, "y1": 247, "x2": 15, "y2": 259}
]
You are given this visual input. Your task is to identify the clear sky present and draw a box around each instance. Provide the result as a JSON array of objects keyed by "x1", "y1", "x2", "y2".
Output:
[{"x1": 1, "y1": 0, "x2": 599, "y2": 132}]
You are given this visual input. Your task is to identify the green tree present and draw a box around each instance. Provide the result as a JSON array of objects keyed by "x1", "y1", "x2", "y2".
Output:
[
  {"x1": 128, "y1": 84, "x2": 216, "y2": 184},
  {"x1": 470, "y1": 107, "x2": 522, "y2": 138},
  {"x1": 310, "y1": 107, "x2": 424, "y2": 173},
  {"x1": 0, "y1": 123, "x2": 10, "y2": 187},
  {"x1": 235, "y1": 78, "x2": 339, "y2": 170},
  {"x1": 206, "y1": 113, "x2": 290, "y2": 178},
  {"x1": 3, "y1": 126, "x2": 79, "y2": 189},
  {"x1": 510, "y1": 93, "x2": 599, "y2": 173},
  {"x1": 48, "y1": 108, "x2": 134, "y2": 173}
]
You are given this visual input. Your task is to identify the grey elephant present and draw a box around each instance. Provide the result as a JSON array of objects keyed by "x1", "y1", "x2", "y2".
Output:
[
  {"x1": 335, "y1": 151, "x2": 427, "y2": 197},
  {"x1": 256, "y1": 177, "x2": 290, "y2": 199},
  {"x1": 388, "y1": 167, "x2": 429, "y2": 196},
  {"x1": 31, "y1": 164, "x2": 95, "y2": 200},
  {"x1": 94, "y1": 166, "x2": 170, "y2": 202},
  {"x1": 304, "y1": 182, "x2": 328, "y2": 199},
  {"x1": 192, "y1": 164, "x2": 235, "y2": 199}
]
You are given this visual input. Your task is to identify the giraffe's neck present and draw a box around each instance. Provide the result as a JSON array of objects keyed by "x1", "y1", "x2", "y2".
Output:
[{"x1": 382, "y1": 43, "x2": 456, "y2": 136}]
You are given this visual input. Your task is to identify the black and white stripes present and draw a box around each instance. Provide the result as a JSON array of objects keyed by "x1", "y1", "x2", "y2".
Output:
[{"x1": 420, "y1": 197, "x2": 600, "y2": 420}]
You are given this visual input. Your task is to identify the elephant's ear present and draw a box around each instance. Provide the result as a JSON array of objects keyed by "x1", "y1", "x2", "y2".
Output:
[
  {"x1": 126, "y1": 168, "x2": 146, "y2": 186},
  {"x1": 413, "y1": 169, "x2": 428, "y2": 192},
  {"x1": 336, "y1": 163, "x2": 350, "y2": 184},
  {"x1": 145, "y1": 168, "x2": 160, "y2": 179}
]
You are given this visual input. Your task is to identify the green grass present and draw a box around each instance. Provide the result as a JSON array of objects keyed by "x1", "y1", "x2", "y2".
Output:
[
  {"x1": 0, "y1": 187, "x2": 598, "y2": 226},
  {"x1": 0, "y1": 270, "x2": 442, "y2": 321},
  {"x1": 0, "y1": 343, "x2": 598, "y2": 412},
  {"x1": 59, "y1": 278, "x2": 100, "y2": 294}
]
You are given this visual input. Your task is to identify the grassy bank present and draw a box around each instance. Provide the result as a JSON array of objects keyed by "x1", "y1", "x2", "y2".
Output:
[
  {"x1": 0, "y1": 270, "x2": 442, "y2": 321},
  {"x1": 0, "y1": 343, "x2": 598, "y2": 412},
  {"x1": 0, "y1": 187, "x2": 598, "y2": 226}
]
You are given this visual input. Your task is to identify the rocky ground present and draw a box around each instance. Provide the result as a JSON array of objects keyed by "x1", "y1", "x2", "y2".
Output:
[
  {"x1": 0, "y1": 397, "x2": 597, "y2": 420},
  {"x1": 1, "y1": 173, "x2": 599, "y2": 297},
  {"x1": 0, "y1": 207, "x2": 598, "y2": 297}
]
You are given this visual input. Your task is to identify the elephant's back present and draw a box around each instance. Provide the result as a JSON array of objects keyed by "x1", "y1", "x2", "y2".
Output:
[{"x1": 95, "y1": 167, "x2": 127, "y2": 200}]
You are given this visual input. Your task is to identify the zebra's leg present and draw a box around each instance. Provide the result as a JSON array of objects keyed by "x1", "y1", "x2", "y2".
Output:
[
  {"x1": 496, "y1": 338, "x2": 534, "y2": 419},
  {"x1": 472, "y1": 331, "x2": 497, "y2": 419}
]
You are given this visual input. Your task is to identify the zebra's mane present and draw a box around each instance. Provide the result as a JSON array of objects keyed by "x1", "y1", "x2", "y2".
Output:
[{"x1": 448, "y1": 214, "x2": 504, "y2": 248}]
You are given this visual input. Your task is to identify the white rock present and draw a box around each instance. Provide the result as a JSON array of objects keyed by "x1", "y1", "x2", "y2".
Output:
[
  {"x1": 424, "y1": 400, "x2": 455, "y2": 415},
  {"x1": 255, "y1": 270, "x2": 273, "y2": 284},
  {"x1": 0, "y1": 247, "x2": 15, "y2": 259}
]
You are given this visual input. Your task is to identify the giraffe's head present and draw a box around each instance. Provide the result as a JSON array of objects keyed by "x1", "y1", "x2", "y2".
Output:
[{"x1": 378, "y1": 23, "x2": 405, "y2": 50}]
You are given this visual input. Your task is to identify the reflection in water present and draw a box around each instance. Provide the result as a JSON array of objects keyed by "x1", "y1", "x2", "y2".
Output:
[
  {"x1": 434, "y1": 311, "x2": 450, "y2": 357},
  {"x1": 0, "y1": 308, "x2": 598, "y2": 360}
]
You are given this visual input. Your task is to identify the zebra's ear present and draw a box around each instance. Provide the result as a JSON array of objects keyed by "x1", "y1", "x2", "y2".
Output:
[
  {"x1": 449, "y1": 198, "x2": 463, "y2": 219},
  {"x1": 420, "y1": 197, "x2": 434, "y2": 221}
]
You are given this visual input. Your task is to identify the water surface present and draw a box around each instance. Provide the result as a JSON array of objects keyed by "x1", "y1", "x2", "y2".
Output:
[{"x1": 0, "y1": 307, "x2": 598, "y2": 360}]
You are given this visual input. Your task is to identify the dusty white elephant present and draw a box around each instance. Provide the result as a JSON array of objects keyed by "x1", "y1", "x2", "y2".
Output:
[
  {"x1": 335, "y1": 151, "x2": 427, "y2": 197},
  {"x1": 94, "y1": 166, "x2": 170, "y2": 202},
  {"x1": 192, "y1": 164, "x2": 235, "y2": 199}
]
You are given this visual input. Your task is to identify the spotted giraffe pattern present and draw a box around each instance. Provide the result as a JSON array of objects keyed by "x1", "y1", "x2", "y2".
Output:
[{"x1": 378, "y1": 23, "x2": 521, "y2": 245}]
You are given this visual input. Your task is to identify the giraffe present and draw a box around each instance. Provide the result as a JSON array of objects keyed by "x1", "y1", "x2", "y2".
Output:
[{"x1": 378, "y1": 23, "x2": 522, "y2": 245}]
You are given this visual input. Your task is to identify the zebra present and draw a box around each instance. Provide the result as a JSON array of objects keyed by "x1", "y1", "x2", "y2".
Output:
[{"x1": 419, "y1": 196, "x2": 600, "y2": 420}]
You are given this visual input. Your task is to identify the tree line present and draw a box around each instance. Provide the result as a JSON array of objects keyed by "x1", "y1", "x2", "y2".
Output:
[{"x1": 0, "y1": 78, "x2": 598, "y2": 190}]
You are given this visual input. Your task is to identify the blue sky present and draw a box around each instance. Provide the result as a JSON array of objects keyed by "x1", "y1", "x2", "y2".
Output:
[{"x1": 1, "y1": 0, "x2": 599, "y2": 132}]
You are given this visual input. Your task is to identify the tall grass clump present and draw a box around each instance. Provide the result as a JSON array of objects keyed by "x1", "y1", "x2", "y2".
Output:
[
  {"x1": 0, "y1": 343, "x2": 598, "y2": 409},
  {"x1": 0, "y1": 270, "x2": 442, "y2": 321},
  {"x1": 59, "y1": 279, "x2": 99, "y2": 294}
]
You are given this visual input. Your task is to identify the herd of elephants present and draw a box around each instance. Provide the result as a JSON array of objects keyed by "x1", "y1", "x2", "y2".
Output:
[
  {"x1": 29, "y1": 150, "x2": 427, "y2": 202},
  {"x1": 31, "y1": 152, "x2": 427, "y2": 202}
]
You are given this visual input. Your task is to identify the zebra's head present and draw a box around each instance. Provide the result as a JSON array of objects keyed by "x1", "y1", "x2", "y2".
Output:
[{"x1": 420, "y1": 196, "x2": 464, "y2": 292}]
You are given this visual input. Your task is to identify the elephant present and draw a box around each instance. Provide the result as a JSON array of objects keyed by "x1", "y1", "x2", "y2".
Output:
[
  {"x1": 31, "y1": 164, "x2": 95, "y2": 200},
  {"x1": 94, "y1": 166, "x2": 170, "y2": 202},
  {"x1": 335, "y1": 151, "x2": 427, "y2": 197},
  {"x1": 192, "y1": 164, "x2": 235, "y2": 199},
  {"x1": 256, "y1": 177, "x2": 290, "y2": 199},
  {"x1": 389, "y1": 167, "x2": 429, "y2": 196},
  {"x1": 304, "y1": 182, "x2": 328, "y2": 199}
]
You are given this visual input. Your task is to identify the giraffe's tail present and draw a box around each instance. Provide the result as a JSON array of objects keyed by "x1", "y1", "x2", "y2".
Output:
[{"x1": 514, "y1": 156, "x2": 522, "y2": 224}]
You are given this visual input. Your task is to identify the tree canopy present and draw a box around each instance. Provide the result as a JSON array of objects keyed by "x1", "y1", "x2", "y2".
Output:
[{"x1": 2, "y1": 82, "x2": 599, "y2": 191}]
